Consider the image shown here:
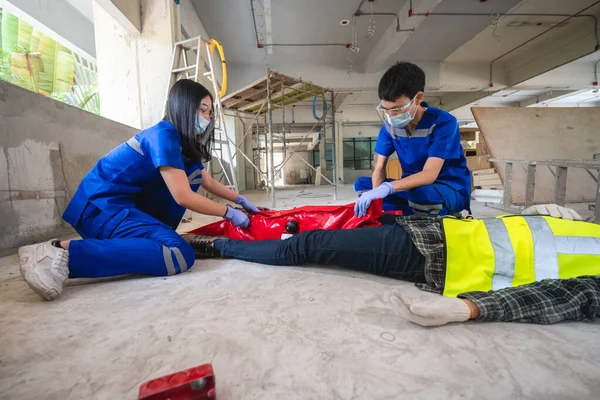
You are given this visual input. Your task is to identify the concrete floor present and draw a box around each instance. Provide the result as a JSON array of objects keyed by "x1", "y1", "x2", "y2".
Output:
[{"x1": 1, "y1": 185, "x2": 599, "y2": 399}]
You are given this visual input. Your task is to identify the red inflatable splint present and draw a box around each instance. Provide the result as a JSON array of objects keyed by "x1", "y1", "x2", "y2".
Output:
[{"x1": 189, "y1": 200, "x2": 385, "y2": 241}]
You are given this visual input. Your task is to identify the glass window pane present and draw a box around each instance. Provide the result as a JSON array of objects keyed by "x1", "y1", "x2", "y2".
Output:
[
  {"x1": 355, "y1": 138, "x2": 371, "y2": 159},
  {"x1": 343, "y1": 159, "x2": 354, "y2": 169},
  {"x1": 343, "y1": 140, "x2": 354, "y2": 160},
  {"x1": 356, "y1": 159, "x2": 372, "y2": 170}
]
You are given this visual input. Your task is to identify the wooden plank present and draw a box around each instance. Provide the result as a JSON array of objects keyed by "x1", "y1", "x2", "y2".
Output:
[
  {"x1": 223, "y1": 71, "x2": 326, "y2": 103},
  {"x1": 460, "y1": 131, "x2": 477, "y2": 141},
  {"x1": 222, "y1": 71, "x2": 328, "y2": 113},
  {"x1": 472, "y1": 168, "x2": 496, "y2": 175},
  {"x1": 474, "y1": 175, "x2": 502, "y2": 183},
  {"x1": 476, "y1": 142, "x2": 489, "y2": 155},
  {"x1": 474, "y1": 179, "x2": 502, "y2": 186},
  {"x1": 221, "y1": 75, "x2": 269, "y2": 103},
  {"x1": 386, "y1": 159, "x2": 402, "y2": 179},
  {"x1": 473, "y1": 107, "x2": 600, "y2": 204},
  {"x1": 479, "y1": 185, "x2": 504, "y2": 190},
  {"x1": 473, "y1": 172, "x2": 500, "y2": 180},
  {"x1": 466, "y1": 155, "x2": 492, "y2": 171}
]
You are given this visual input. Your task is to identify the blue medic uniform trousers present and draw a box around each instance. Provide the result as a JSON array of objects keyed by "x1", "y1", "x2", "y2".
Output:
[
  {"x1": 67, "y1": 203, "x2": 195, "y2": 278},
  {"x1": 354, "y1": 177, "x2": 468, "y2": 215}
]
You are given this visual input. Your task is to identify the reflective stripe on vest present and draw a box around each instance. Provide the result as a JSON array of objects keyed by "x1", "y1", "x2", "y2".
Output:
[{"x1": 442, "y1": 216, "x2": 600, "y2": 297}]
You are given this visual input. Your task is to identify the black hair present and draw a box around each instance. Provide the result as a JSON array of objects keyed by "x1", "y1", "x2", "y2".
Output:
[
  {"x1": 164, "y1": 79, "x2": 214, "y2": 163},
  {"x1": 378, "y1": 61, "x2": 426, "y2": 102}
]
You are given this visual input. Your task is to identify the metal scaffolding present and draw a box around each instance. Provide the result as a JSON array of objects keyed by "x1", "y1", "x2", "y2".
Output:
[{"x1": 221, "y1": 69, "x2": 337, "y2": 207}]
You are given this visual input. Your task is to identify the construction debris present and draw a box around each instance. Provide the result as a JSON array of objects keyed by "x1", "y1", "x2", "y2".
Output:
[{"x1": 473, "y1": 168, "x2": 503, "y2": 190}]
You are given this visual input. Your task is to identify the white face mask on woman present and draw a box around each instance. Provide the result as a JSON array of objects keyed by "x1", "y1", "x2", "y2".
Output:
[{"x1": 195, "y1": 113, "x2": 211, "y2": 135}]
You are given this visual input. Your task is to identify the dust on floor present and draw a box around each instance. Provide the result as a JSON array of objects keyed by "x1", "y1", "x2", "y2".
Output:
[{"x1": 1, "y1": 186, "x2": 598, "y2": 399}]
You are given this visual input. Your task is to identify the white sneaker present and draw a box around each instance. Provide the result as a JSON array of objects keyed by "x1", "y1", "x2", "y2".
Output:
[{"x1": 18, "y1": 240, "x2": 69, "y2": 301}]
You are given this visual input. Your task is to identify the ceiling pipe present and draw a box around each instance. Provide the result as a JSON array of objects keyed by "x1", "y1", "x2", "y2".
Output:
[
  {"x1": 411, "y1": 12, "x2": 598, "y2": 20},
  {"x1": 250, "y1": 0, "x2": 371, "y2": 49},
  {"x1": 261, "y1": 43, "x2": 349, "y2": 47},
  {"x1": 405, "y1": 0, "x2": 600, "y2": 87},
  {"x1": 488, "y1": 1, "x2": 600, "y2": 88},
  {"x1": 539, "y1": 89, "x2": 590, "y2": 106},
  {"x1": 409, "y1": 11, "x2": 599, "y2": 53},
  {"x1": 577, "y1": 95, "x2": 600, "y2": 106},
  {"x1": 354, "y1": 11, "x2": 415, "y2": 33},
  {"x1": 354, "y1": 0, "x2": 414, "y2": 33},
  {"x1": 250, "y1": 0, "x2": 261, "y2": 48},
  {"x1": 263, "y1": 0, "x2": 273, "y2": 54}
]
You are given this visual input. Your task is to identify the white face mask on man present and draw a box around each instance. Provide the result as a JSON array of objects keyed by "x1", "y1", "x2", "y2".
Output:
[
  {"x1": 376, "y1": 95, "x2": 419, "y2": 135},
  {"x1": 385, "y1": 97, "x2": 417, "y2": 130}
]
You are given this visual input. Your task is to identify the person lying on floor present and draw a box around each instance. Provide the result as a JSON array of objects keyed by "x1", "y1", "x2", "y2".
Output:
[
  {"x1": 184, "y1": 204, "x2": 600, "y2": 326},
  {"x1": 18, "y1": 79, "x2": 256, "y2": 301}
]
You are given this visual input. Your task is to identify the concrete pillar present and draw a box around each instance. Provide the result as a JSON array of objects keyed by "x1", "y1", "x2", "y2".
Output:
[{"x1": 92, "y1": 0, "x2": 176, "y2": 129}]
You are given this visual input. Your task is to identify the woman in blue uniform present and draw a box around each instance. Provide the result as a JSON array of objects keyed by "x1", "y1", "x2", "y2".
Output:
[{"x1": 17, "y1": 79, "x2": 258, "y2": 301}]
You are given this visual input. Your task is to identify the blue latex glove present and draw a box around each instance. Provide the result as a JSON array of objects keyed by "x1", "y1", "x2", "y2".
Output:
[
  {"x1": 354, "y1": 182, "x2": 394, "y2": 218},
  {"x1": 235, "y1": 195, "x2": 259, "y2": 213},
  {"x1": 224, "y1": 206, "x2": 250, "y2": 228}
]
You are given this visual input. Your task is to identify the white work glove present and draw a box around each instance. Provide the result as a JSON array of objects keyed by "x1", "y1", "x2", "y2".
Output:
[
  {"x1": 388, "y1": 286, "x2": 471, "y2": 327},
  {"x1": 521, "y1": 204, "x2": 582, "y2": 220}
]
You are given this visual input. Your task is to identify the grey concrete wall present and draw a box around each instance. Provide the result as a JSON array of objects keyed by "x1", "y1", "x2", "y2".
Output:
[{"x1": 0, "y1": 81, "x2": 137, "y2": 253}]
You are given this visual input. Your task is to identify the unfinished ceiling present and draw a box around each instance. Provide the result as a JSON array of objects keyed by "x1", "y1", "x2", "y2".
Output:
[
  {"x1": 389, "y1": 0, "x2": 522, "y2": 63},
  {"x1": 194, "y1": 0, "x2": 403, "y2": 69},
  {"x1": 193, "y1": 0, "x2": 600, "y2": 116},
  {"x1": 65, "y1": 0, "x2": 94, "y2": 21},
  {"x1": 194, "y1": 0, "x2": 599, "y2": 72}
]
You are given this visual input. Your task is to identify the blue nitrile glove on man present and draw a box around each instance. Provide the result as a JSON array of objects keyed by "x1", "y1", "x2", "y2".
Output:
[
  {"x1": 224, "y1": 205, "x2": 250, "y2": 228},
  {"x1": 235, "y1": 195, "x2": 260, "y2": 213},
  {"x1": 354, "y1": 182, "x2": 395, "y2": 218}
]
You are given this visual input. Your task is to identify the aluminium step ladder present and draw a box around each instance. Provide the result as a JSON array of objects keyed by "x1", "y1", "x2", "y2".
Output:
[{"x1": 164, "y1": 36, "x2": 239, "y2": 193}]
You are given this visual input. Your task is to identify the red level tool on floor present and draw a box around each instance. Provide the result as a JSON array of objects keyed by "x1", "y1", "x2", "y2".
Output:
[{"x1": 138, "y1": 363, "x2": 216, "y2": 400}]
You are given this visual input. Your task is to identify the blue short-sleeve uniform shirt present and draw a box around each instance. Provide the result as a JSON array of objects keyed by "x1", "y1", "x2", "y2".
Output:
[
  {"x1": 374, "y1": 103, "x2": 471, "y2": 195},
  {"x1": 63, "y1": 120, "x2": 204, "y2": 228}
]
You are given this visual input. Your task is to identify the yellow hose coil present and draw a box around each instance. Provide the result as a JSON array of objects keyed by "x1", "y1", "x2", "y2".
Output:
[{"x1": 209, "y1": 39, "x2": 227, "y2": 98}]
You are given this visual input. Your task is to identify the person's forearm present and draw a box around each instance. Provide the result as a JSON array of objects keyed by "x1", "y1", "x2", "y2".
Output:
[
  {"x1": 372, "y1": 167, "x2": 386, "y2": 188},
  {"x1": 202, "y1": 179, "x2": 238, "y2": 202},
  {"x1": 180, "y1": 192, "x2": 228, "y2": 217},
  {"x1": 458, "y1": 276, "x2": 600, "y2": 324},
  {"x1": 390, "y1": 171, "x2": 437, "y2": 192}
]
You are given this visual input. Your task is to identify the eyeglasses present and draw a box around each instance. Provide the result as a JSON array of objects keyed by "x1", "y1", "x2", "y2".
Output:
[
  {"x1": 375, "y1": 97, "x2": 415, "y2": 119},
  {"x1": 199, "y1": 103, "x2": 214, "y2": 118}
]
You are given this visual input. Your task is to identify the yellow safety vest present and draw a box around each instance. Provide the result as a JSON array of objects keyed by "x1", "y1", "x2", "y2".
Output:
[{"x1": 442, "y1": 216, "x2": 600, "y2": 297}]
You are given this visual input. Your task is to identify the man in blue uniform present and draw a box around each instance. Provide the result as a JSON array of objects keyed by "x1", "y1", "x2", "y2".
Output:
[{"x1": 354, "y1": 62, "x2": 471, "y2": 217}]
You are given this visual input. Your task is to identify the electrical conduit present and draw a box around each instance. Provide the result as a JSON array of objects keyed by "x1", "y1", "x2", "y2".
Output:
[
  {"x1": 209, "y1": 39, "x2": 227, "y2": 98},
  {"x1": 312, "y1": 95, "x2": 328, "y2": 121}
]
